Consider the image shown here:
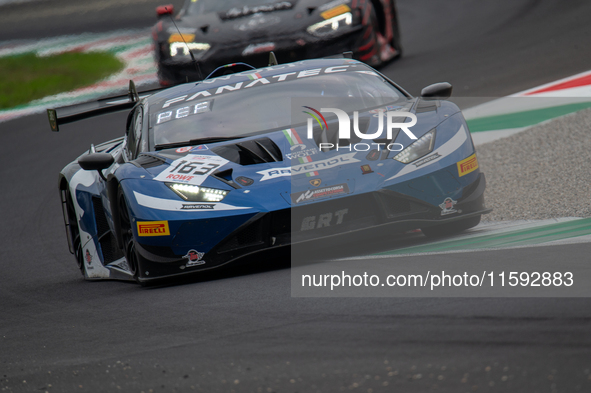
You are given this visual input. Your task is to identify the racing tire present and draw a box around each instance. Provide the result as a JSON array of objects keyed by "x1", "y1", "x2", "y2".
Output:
[
  {"x1": 421, "y1": 215, "x2": 481, "y2": 238},
  {"x1": 367, "y1": 6, "x2": 385, "y2": 68},
  {"x1": 65, "y1": 188, "x2": 85, "y2": 277},
  {"x1": 390, "y1": 0, "x2": 403, "y2": 57},
  {"x1": 118, "y1": 186, "x2": 141, "y2": 282}
]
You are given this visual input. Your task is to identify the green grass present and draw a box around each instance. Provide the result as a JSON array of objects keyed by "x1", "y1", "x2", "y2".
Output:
[{"x1": 0, "y1": 51, "x2": 124, "y2": 109}]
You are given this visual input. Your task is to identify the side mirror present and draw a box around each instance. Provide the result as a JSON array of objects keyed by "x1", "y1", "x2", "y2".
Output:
[
  {"x1": 156, "y1": 4, "x2": 174, "y2": 17},
  {"x1": 78, "y1": 153, "x2": 114, "y2": 181},
  {"x1": 420, "y1": 82, "x2": 453, "y2": 100}
]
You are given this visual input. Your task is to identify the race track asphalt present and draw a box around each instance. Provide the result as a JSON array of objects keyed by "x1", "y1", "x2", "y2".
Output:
[{"x1": 1, "y1": 0, "x2": 591, "y2": 392}]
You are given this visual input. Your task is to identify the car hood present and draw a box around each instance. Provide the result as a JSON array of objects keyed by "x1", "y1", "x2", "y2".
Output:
[{"x1": 157, "y1": 0, "x2": 350, "y2": 45}]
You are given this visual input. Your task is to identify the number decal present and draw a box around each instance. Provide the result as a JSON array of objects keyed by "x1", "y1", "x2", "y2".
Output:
[{"x1": 154, "y1": 154, "x2": 229, "y2": 186}]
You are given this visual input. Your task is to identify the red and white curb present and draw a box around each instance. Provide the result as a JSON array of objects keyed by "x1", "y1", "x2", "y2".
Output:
[
  {"x1": 0, "y1": 29, "x2": 158, "y2": 124},
  {"x1": 465, "y1": 70, "x2": 591, "y2": 145}
]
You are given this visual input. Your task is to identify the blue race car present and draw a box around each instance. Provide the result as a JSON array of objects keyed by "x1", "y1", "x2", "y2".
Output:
[{"x1": 48, "y1": 56, "x2": 490, "y2": 284}]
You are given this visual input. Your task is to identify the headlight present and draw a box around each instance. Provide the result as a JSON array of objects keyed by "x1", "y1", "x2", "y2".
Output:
[
  {"x1": 169, "y1": 42, "x2": 210, "y2": 57},
  {"x1": 393, "y1": 130, "x2": 436, "y2": 164},
  {"x1": 166, "y1": 183, "x2": 229, "y2": 202},
  {"x1": 307, "y1": 12, "x2": 353, "y2": 37},
  {"x1": 168, "y1": 34, "x2": 210, "y2": 57}
]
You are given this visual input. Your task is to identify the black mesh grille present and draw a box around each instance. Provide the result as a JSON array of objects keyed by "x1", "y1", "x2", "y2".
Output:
[
  {"x1": 386, "y1": 199, "x2": 412, "y2": 216},
  {"x1": 92, "y1": 197, "x2": 124, "y2": 264},
  {"x1": 458, "y1": 176, "x2": 480, "y2": 202},
  {"x1": 100, "y1": 233, "x2": 124, "y2": 264},
  {"x1": 217, "y1": 218, "x2": 265, "y2": 253},
  {"x1": 269, "y1": 209, "x2": 290, "y2": 236},
  {"x1": 140, "y1": 244, "x2": 181, "y2": 259},
  {"x1": 92, "y1": 197, "x2": 110, "y2": 238},
  {"x1": 376, "y1": 190, "x2": 430, "y2": 218}
]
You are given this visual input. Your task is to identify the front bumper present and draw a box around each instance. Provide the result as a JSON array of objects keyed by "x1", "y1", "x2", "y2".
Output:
[{"x1": 134, "y1": 172, "x2": 490, "y2": 282}]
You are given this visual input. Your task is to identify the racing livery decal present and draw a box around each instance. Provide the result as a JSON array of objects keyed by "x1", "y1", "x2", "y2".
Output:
[
  {"x1": 361, "y1": 164, "x2": 373, "y2": 175},
  {"x1": 183, "y1": 250, "x2": 206, "y2": 267},
  {"x1": 291, "y1": 183, "x2": 350, "y2": 204},
  {"x1": 154, "y1": 154, "x2": 229, "y2": 186},
  {"x1": 283, "y1": 128, "x2": 319, "y2": 176},
  {"x1": 258, "y1": 153, "x2": 361, "y2": 181},
  {"x1": 439, "y1": 198, "x2": 458, "y2": 216},
  {"x1": 457, "y1": 154, "x2": 479, "y2": 177},
  {"x1": 134, "y1": 192, "x2": 251, "y2": 212},
  {"x1": 137, "y1": 221, "x2": 171, "y2": 236}
]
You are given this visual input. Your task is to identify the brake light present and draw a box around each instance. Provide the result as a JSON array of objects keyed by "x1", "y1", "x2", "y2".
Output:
[{"x1": 156, "y1": 4, "x2": 174, "y2": 16}]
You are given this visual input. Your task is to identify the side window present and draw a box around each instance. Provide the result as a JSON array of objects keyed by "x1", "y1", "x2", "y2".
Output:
[{"x1": 127, "y1": 107, "x2": 143, "y2": 160}]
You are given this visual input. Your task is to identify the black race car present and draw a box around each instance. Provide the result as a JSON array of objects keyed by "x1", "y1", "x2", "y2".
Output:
[{"x1": 153, "y1": 0, "x2": 402, "y2": 85}]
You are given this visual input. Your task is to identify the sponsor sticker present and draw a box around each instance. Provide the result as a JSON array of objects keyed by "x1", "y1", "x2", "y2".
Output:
[
  {"x1": 176, "y1": 146, "x2": 192, "y2": 153},
  {"x1": 457, "y1": 154, "x2": 479, "y2": 177},
  {"x1": 286, "y1": 148, "x2": 318, "y2": 160},
  {"x1": 154, "y1": 154, "x2": 229, "y2": 186},
  {"x1": 177, "y1": 145, "x2": 208, "y2": 154},
  {"x1": 283, "y1": 128, "x2": 318, "y2": 177},
  {"x1": 310, "y1": 178, "x2": 322, "y2": 187},
  {"x1": 361, "y1": 164, "x2": 373, "y2": 175},
  {"x1": 156, "y1": 100, "x2": 212, "y2": 125},
  {"x1": 160, "y1": 65, "x2": 356, "y2": 109},
  {"x1": 181, "y1": 204, "x2": 215, "y2": 210},
  {"x1": 183, "y1": 250, "x2": 205, "y2": 267},
  {"x1": 439, "y1": 198, "x2": 458, "y2": 216},
  {"x1": 321, "y1": 4, "x2": 351, "y2": 19},
  {"x1": 137, "y1": 221, "x2": 171, "y2": 236},
  {"x1": 258, "y1": 167, "x2": 292, "y2": 181},
  {"x1": 413, "y1": 153, "x2": 441, "y2": 168},
  {"x1": 301, "y1": 208, "x2": 349, "y2": 231},
  {"x1": 222, "y1": 1, "x2": 293, "y2": 19},
  {"x1": 291, "y1": 183, "x2": 350, "y2": 204},
  {"x1": 257, "y1": 153, "x2": 360, "y2": 181}
]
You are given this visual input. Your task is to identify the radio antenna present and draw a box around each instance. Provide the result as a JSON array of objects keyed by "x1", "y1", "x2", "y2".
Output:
[{"x1": 165, "y1": 6, "x2": 204, "y2": 82}]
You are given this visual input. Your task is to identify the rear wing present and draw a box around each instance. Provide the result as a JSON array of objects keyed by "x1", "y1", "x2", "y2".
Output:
[{"x1": 46, "y1": 80, "x2": 165, "y2": 132}]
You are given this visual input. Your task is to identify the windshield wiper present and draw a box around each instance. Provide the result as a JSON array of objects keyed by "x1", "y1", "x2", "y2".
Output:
[{"x1": 155, "y1": 136, "x2": 244, "y2": 151}]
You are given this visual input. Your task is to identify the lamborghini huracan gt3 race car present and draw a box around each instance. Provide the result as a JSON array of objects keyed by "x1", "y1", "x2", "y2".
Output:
[
  {"x1": 153, "y1": 0, "x2": 402, "y2": 84},
  {"x1": 49, "y1": 57, "x2": 490, "y2": 283}
]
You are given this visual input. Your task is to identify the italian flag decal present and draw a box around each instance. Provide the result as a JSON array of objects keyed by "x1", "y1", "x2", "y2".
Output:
[
  {"x1": 282, "y1": 128, "x2": 319, "y2": 177},
  {"x1": 247, "y1": 73, "x2": 262, "y2": 80}
]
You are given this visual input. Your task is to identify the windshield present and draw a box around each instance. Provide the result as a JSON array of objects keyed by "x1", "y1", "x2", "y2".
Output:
[
  {"x1": 150, "y1": 70, "x2": 406, "y2": 147},
  {"x1": 185, "y1": 0, "x2": 292, "y2": 16}
]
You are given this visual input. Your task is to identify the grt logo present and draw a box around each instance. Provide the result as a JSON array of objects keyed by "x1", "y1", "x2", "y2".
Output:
[
  {"x1": 304, "y1": 107, "x2": 418, "y2": 141},
  {"x1": 301, "y1": 209, "x2": 349, "y2": 231}
]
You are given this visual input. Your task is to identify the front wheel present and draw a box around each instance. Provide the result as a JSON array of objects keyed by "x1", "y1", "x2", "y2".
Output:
[
  {"x1": 421, "y1": 215, "x2": 481, "y2": 238},
  {"x1": 118, "y1": 187, "x2": 140, "y2": 281},
  {"x1": 65, "y1": 188, "x2": 85, "y2": 276}
]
